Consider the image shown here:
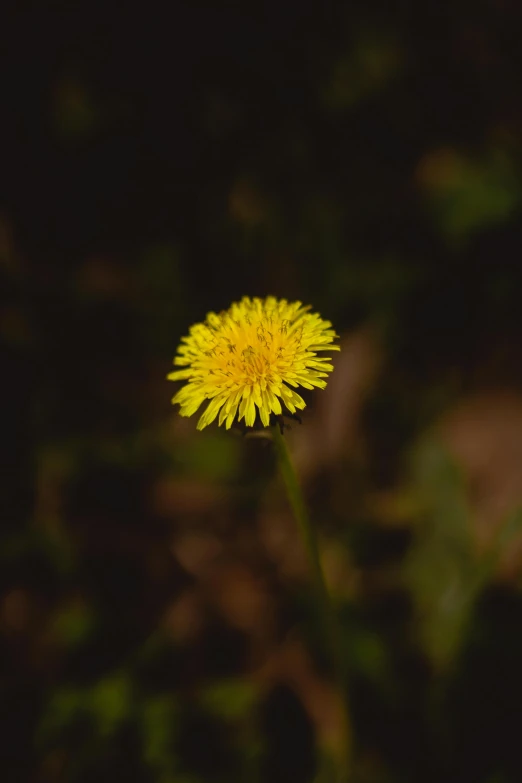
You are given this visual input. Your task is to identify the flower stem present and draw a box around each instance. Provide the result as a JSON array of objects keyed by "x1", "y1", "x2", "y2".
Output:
[{"x1": 272, "y1": 425, "x2": 352, "y2": 781}]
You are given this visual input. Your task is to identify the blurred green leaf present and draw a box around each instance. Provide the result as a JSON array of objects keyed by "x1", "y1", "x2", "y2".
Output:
[
  {"x1": 405, "y1": 439, "x2": 477, "y2": 668},
  {"x1": 324, "y1": 31, "x2": 402, "y2": 109},
  {"x1": 418, "y1": 148, "x2": 520, "y2": 243},
  {"x1": 198, "y1": 680, "x2": 258, "y2": 720},
  {"x1": 477, "y1": 506, "x2": 522, "y2": 587},
  {"x1": 181, "y1": 431, "x2": 241, "y2": 482},
  {"x1": 348, "y1": 629, "x2": 389, "y2": 684},
  {"x1": 142, "y1": 696, "x2": 179, "y2": 779},
  {"x1": 37, "y1": 687, "x2": 86, "y2": 746},
  {"x1": 38, "y1": 674, "x2": 132, "y2": 747},
  {"x1": 89, "y1": 674, "x2": 132, "y2": 737},
  {"x1": 51, "y1": 603, "x2": 96, "y2": 646},
  {"x1": 406, "y1": 439, "x2": 522, "y2": 671}
]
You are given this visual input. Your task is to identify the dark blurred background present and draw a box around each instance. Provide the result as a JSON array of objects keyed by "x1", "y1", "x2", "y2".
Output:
[{"x1": 3, "y1": 1, "x2": 522, "y2": 781}]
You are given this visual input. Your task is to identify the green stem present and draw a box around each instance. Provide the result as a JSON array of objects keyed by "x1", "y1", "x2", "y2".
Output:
[{"x1": 272, "y1": 425, "x2": 352, "y2": 781}]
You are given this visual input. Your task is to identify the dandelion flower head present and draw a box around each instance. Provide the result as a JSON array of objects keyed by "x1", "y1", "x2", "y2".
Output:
[{"x1": 168, "y1": 296, "x2": 340, "y2": 430}]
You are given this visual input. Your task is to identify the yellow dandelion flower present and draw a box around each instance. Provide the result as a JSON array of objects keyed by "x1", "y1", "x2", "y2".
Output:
[{"x1": 167, "y1": 296, "x2": 340, "y2": 430}]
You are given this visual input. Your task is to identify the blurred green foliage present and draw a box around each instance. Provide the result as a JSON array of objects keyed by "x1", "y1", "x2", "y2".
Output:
[
  {"x1": 418, "y1": 147, "x2": 520, "y2": 243},
  {"x1": 3, "y1": 1, "x2": 522, "y2": 782}
]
